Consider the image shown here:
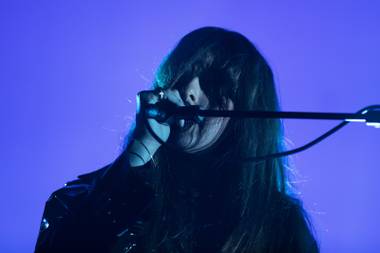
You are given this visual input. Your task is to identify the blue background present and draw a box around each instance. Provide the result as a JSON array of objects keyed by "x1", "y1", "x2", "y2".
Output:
[{"x1": 1, "y1": 1, "x2": 379, "y2": 252}]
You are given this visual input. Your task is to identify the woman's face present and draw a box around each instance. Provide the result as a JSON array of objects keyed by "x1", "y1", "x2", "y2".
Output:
[{"x1": 165, "y1": 76, "x2": 234, "y2": 153}]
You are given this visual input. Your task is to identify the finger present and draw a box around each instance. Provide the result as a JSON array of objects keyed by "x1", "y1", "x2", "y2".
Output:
[
  {"x1": 162, "y1": 89, "x2": 186, "y2": 127},
  {"x1": 164, "y1": 89, "x2": 185, "y2": 107},
  {"x1": 137, "y1": 90, "x2": 160, "y2": 105}
]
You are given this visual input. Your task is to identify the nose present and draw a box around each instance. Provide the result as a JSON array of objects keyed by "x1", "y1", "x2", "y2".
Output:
[
  {"x1": 184, "y1": 88, "x2": 197, "y2": 105},
  {"x1": 181, "y1": 76, "x2": 202, "y2": 105}
]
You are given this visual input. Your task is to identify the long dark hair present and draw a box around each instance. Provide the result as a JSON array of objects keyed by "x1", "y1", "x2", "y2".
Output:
[{"x1": 126, "y1": 27, "x2": 318, "y2": 252}]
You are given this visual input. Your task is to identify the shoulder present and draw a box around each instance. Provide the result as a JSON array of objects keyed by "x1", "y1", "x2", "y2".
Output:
[
  {"x1": 43, "y1": 156, "x2": 154, "y2": 217},
  {"x1": 41, "y1": 157, "x2": 155, "y2": 222},
  {"x1": 45, "y1": 165, "x2": 110, "y2": 216},
  {"x1": 35, "y1": 160, "x2": 155, "y2": 252},
  {"x1": 41, "y1": 165, "x2": 111, "y2": 222},
  {"x1": 35, "y1": 164, "x2": 111, "y2": 252}
]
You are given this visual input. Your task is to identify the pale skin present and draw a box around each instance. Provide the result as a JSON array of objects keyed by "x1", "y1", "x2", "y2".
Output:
[{"x1": 127, "y1": 76, "x2": 234, "y2": 167}]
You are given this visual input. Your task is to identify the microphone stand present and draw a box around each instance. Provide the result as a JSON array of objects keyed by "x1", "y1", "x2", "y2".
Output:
[
  {"x1": 144, "y1": 104, "x2": 379, "y2": 161},
  {"x1": 146, "y1": 104, "x2": 380, "y2": 128}
]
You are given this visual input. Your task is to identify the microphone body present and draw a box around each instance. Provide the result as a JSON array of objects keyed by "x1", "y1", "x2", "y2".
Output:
[{"x1": 144, "y1": 100, "x2": 201, "y2": 124}]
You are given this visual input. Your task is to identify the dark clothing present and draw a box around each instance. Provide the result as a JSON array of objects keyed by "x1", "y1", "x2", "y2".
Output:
[
  {"x1": 35, "y1": 154, "x2": 318, "y2": 253},
  {"x1": 35, "y1": 154, "x2": 156, "y2": 253}
]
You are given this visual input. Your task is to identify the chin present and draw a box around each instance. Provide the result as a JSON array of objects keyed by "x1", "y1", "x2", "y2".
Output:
[
  {"x1": 182, "y1": 140, "x2": 216, "y2": 154},
  {"x1": 177, "y1": 140, "x2": 198, "y2": 152}
]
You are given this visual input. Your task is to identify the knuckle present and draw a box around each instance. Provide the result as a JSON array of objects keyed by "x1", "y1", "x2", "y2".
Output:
[
  {"x1": 138, "y1": 90, "x2": 157, "y2": 101},
  {"x1": 137, "y1": 90, "x2": 149, "y2": 99}
]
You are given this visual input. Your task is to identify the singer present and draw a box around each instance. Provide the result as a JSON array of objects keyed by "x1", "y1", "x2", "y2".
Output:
[{"x1": 35, "y1": 27, "x2": 318, "y2": 253}]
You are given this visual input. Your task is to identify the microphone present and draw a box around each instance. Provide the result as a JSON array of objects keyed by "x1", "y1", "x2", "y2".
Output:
[{"x1": 144, "y1": 100, "x2": 202, "y2": 124}]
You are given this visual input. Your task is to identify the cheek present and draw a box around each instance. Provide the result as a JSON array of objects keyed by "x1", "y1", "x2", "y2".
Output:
[{"x1": 198, "y1": 92, "x2": 210, "y2": 109}]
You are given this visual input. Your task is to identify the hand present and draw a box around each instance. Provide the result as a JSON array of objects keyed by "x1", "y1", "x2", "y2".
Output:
[
  {"x1": 127, "y1": 89, "x2": 181, "y2": 166},
  {"x1": 135, "y1": 89, "x2": 171, "y2": 145}
]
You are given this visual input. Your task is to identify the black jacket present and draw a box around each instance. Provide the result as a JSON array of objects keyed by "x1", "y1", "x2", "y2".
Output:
[
  {"x1": 35, "y1": 154, "x2": 318, "y2": 253},
  {"x1": 35, "y1": 154, "x2": 156, "y2": 253}
]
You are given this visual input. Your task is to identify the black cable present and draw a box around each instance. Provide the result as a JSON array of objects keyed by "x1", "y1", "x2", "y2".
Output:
[{"x1": 143, "y1": 105, "x2": 380, "y2": 163}]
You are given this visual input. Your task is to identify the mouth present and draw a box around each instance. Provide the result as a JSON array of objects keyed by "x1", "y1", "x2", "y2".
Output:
[{"x1": 176, "y1": 118, "x2": 196, "y2": 132}]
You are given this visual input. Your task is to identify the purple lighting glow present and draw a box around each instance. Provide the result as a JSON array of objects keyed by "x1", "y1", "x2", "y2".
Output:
[{"x1": 0, "y1": 1, "x2": 379, "y2": 252}]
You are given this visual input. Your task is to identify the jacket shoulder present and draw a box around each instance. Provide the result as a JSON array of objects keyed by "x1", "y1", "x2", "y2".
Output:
[
  {"x1": 35, "y1": 160, "x2": 155, "y2": 252},
  {"x1": 48, "y1": 165, "x2": 110, "y2": 213},
  {"x1": 35, "y1": 165, "x2": 111, "y2": 252}
]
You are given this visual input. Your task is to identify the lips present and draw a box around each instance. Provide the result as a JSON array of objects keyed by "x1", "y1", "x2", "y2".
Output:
[
  {"x1": 176, "y1": 119, "x2": 195, "y2": 132},
  {"x1": 182, "y1": 119, "x2": 195, "y2": 131}
]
